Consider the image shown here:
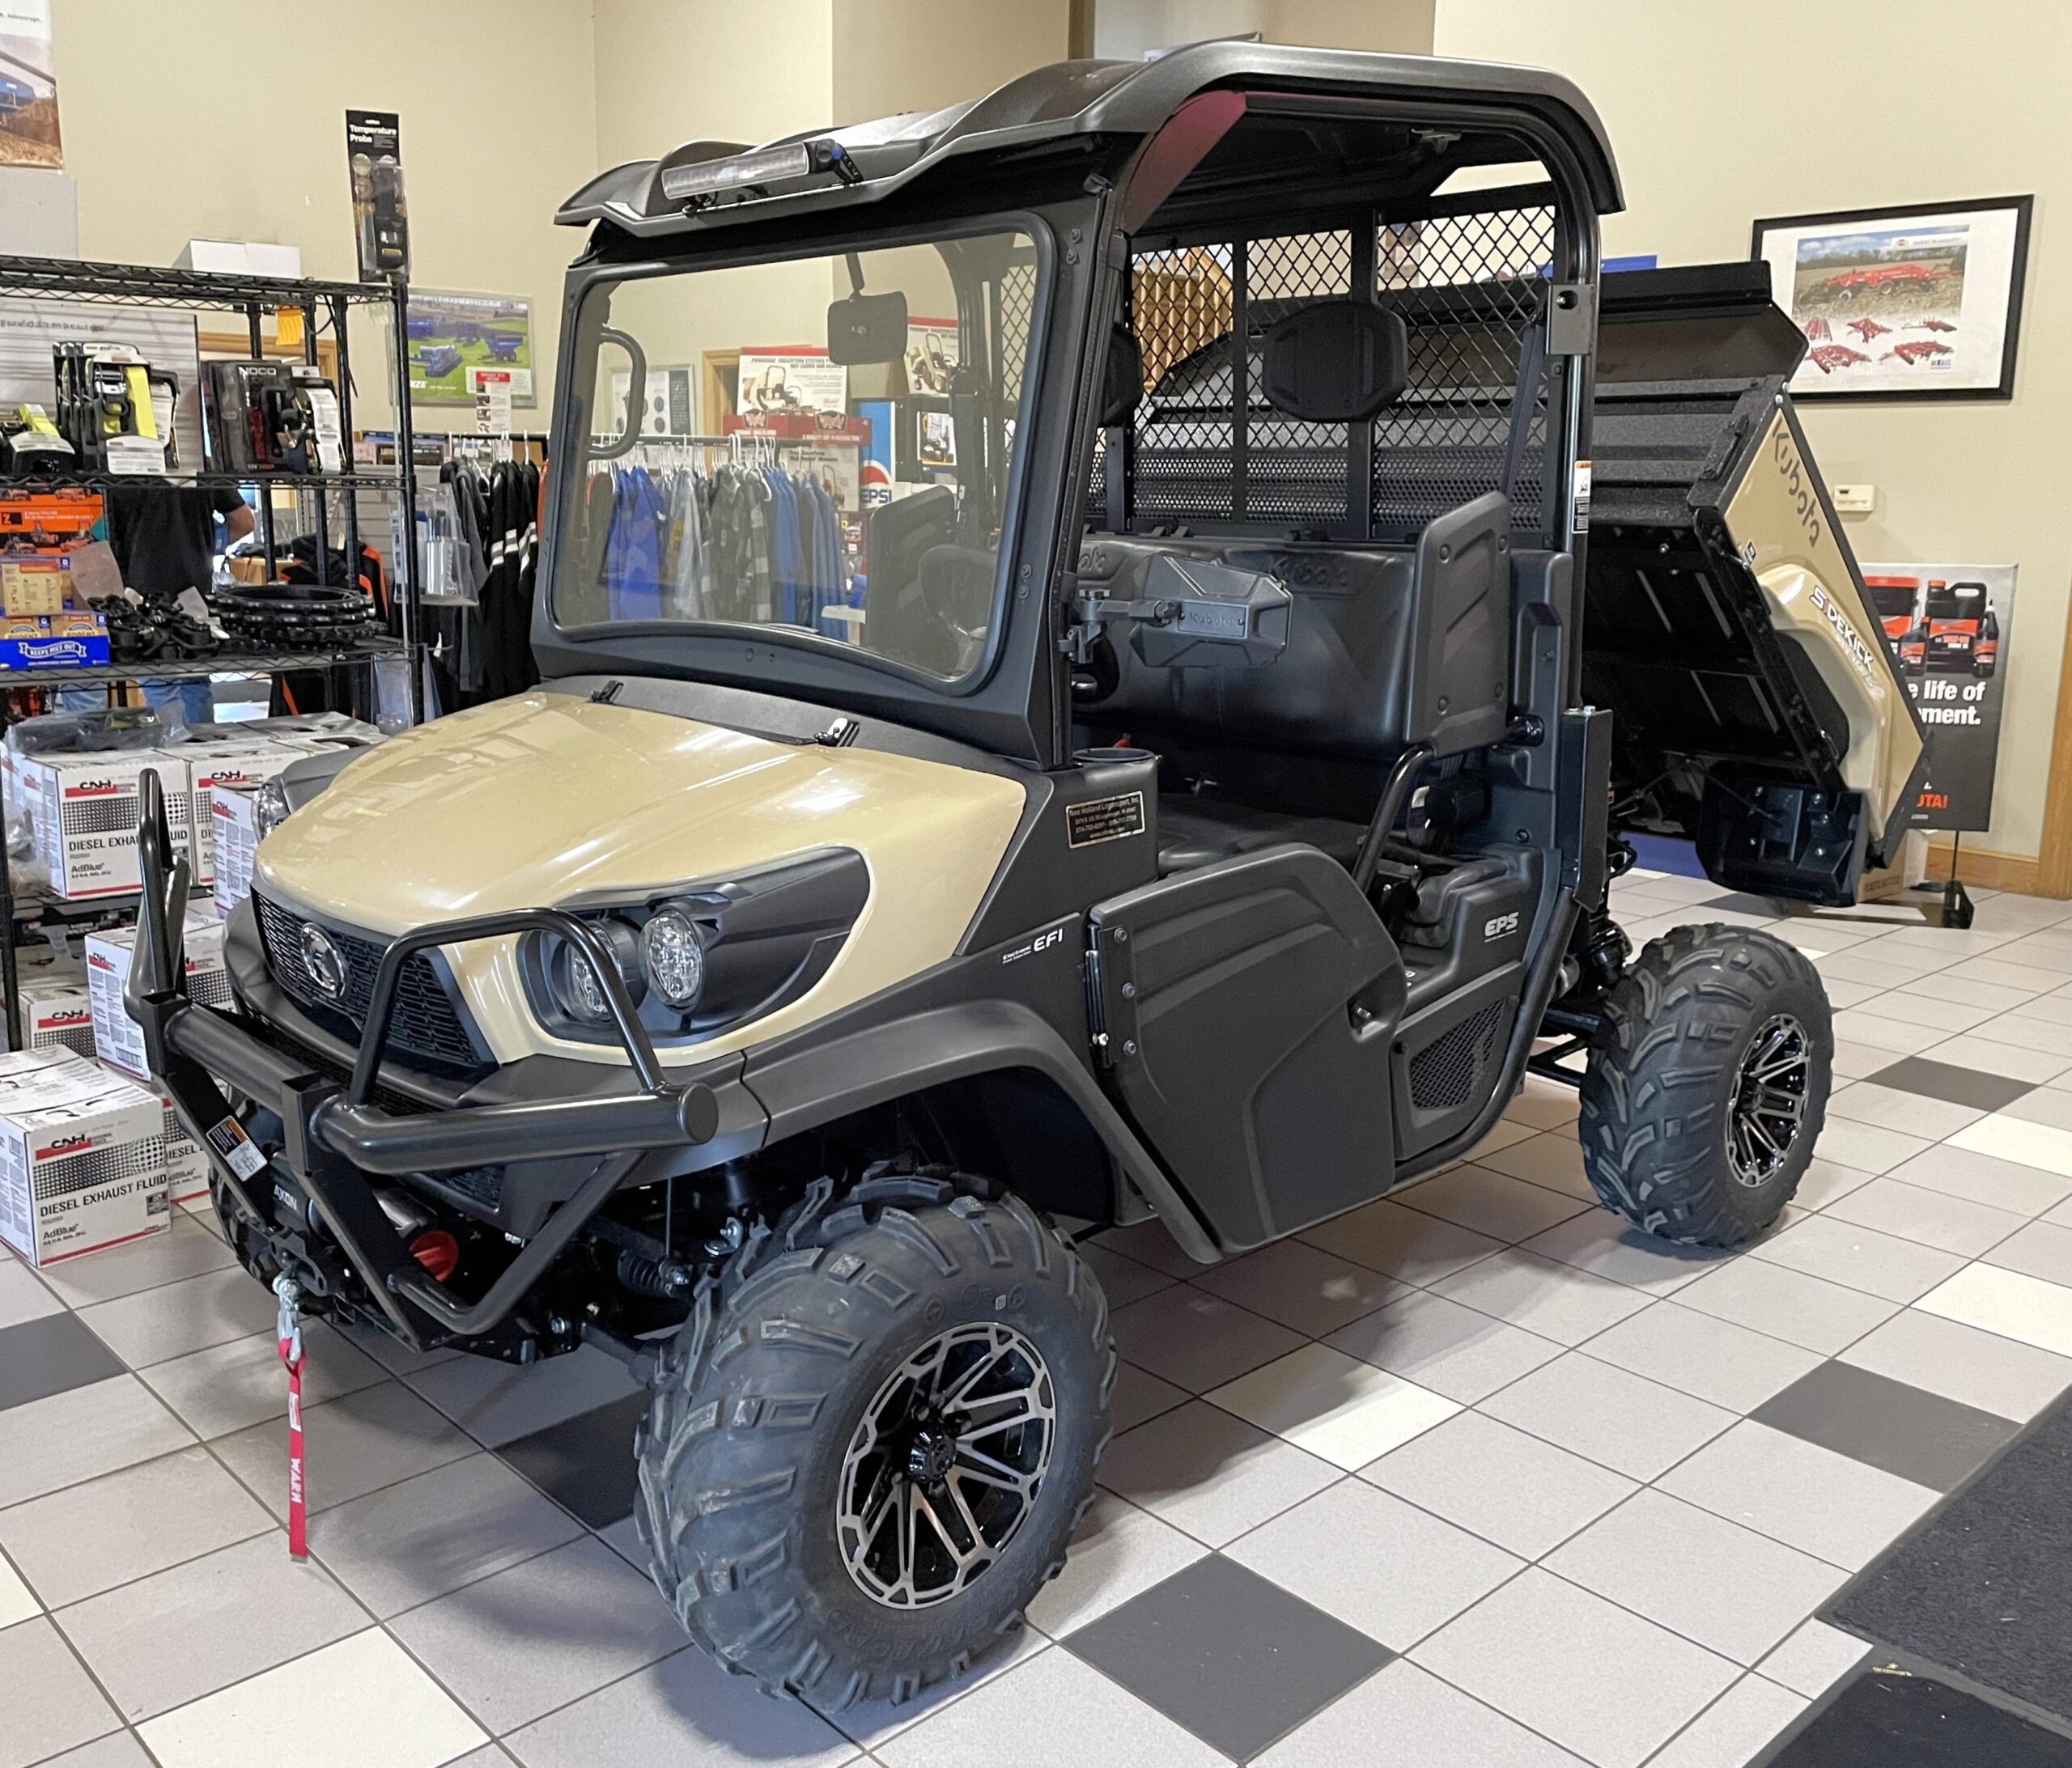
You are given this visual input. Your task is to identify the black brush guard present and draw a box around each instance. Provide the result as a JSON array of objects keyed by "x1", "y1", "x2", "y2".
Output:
[{"x1": 125, "y1": 770, "x2": 720, "y2": 1350}]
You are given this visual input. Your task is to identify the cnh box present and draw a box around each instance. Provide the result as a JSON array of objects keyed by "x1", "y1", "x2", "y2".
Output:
[
  {"x1": 87, "y1": 909, "x2": 229, "y2": 1079},
  {"x1": 180, "y1": 738, "x2": 303, "y2": 887},
  {"x1": 0, "y1": 1049, "x2": 168, "y2": 1268},
  {"x1": 212, "y1": 782, "x2": 264, "y2": 915},
  {"x1": 14, "y1": 750, "x2": 193, "y2": 900}
]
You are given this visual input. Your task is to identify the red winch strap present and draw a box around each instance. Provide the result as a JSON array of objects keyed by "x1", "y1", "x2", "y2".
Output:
[{"x1": 274, "y1": 1275, "x2": 308, "y2": 1559}]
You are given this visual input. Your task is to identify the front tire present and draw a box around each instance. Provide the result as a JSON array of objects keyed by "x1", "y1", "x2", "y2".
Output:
[
  {"x1": 635, "y1": 1170, "x2": 1113, "y2": 1707},
  {"x1": 1578, "y1": 923, "x2": 1831, "y2": 1247}
]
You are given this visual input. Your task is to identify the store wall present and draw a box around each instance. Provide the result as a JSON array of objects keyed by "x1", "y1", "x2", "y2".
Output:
[
  {"x1": 1092, "y1": 0, "x2": 1433, "y2": 60},
  {"x1": 830, "y1": 0, "x2": 1072, "y2": 124},
  {"x1": 45, "y1": 0, "x2": 601, "y2": 434},
  {"x1": 1435, "y1": 0, "x2": 2072, "y2": 860}
]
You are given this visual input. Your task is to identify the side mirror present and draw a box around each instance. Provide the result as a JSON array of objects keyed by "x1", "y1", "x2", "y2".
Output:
[
  {"x1": 828, "y1": 290, "x2": 909, "y2": 366},
  {"x1": 1261, "y1": 299, "x2": 1408, "y2": 422}
]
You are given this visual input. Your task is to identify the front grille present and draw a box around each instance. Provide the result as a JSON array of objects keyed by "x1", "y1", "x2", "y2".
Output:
[
  {"x1": 252, "y1": 892, "x2": 482, "y2": 1070},
  {"x1": 1408, "y1": 1000, "x2": 1508, "y2": 1112}
]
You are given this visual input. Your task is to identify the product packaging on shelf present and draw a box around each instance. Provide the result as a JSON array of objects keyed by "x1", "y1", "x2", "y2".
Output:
[
  {"x1": 13, "y1": 748, "x2": 195, "y2": 899},
  {"x1": 210, "y1": 782, "x2": 263, "y2": 916},
  {"x1": 0, "y1": 611, "x2": 112, "y2": 671},
  {"x1": 87, "y1": 909, "x2": 229, "y2": 1079},
  {"x1": 180, "y1": 737, "x2": 304, "y2": 886},
  {"x1": 20, "y1": 958, "x2": 94, "y2": 1058},
  {"x1": 0, "y1": 1049, "x2": 169, "y2": 1268}
]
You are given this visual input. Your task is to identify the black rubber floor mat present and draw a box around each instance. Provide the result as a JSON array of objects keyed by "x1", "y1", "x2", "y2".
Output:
[
  {"x1": 1828, "y1": 1385, "x2": 2072, "y2": 1722},
  {"x1": 1765, "y1": 1667, "x2": 2072, "y2": 1766}
]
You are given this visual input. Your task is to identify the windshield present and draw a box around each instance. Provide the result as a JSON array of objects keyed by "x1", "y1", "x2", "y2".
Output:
[{"x1": 551, "y1": 227, "x2": 1041, "y2": 684}]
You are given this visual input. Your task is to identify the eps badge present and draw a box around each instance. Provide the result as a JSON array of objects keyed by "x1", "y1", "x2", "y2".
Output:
[{"x1": 1484, "y1": 911, "x2": 1521, "y2": 941}]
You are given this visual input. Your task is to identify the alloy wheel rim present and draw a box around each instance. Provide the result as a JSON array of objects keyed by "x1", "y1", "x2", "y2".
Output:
[
  {"x1": 837, "y1": 1322, "x2": 1055, "y2": 1609},
  {"x1": 1726, "y1": 1011, "x2": 1811, "y2": 1187}
]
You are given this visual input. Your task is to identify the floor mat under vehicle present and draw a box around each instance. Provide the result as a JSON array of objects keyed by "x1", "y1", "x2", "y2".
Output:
[{"x1": 1824, "y1": 1385, "x2": 2072, "y2": 1726}]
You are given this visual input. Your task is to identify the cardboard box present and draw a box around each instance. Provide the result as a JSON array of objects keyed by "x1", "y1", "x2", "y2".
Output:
[
  {"x1": 15, "y1": 748, "x2": 193, "y2": 900},
  {"x1": 1, "y1": 556, "x2": 72, "y2": 617},
  {"x1": 181, "y1": 739, "x2": 302, "y2": 887},
  {"x1": 21, "y1": 968, "x2": 94, "y2": 1058},
  {"x1": 175, "y1": 239, "x2": 304, "y2": 279},
  {"x1": 0, "y1": 1049, "x2": 169, "y2": 1268},
  {"x1": 87, "y1": 910, "x2": 230, "y2": 1079},
  {"x1": 0, "y1": 612, "x2": 110, "y2": 671},
  {"x1": 211, "y1": 782, "x2": 264, "y2": 916},
  {"x1": 106, "y1": 1071, "x2": 210, "y2": 1206}
]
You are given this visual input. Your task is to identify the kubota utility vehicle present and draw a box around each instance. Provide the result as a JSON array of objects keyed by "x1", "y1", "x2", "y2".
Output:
[{"x1": 125, "y1": 44, "x2": 1926, "y2": 1707}]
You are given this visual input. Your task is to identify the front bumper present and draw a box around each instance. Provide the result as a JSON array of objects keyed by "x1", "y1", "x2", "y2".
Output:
[{"x1": 126, "y1": 771, "x2": 756, "y2": 1350}]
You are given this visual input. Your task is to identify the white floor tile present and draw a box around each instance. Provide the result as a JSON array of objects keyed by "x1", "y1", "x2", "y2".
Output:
[
  {"x1": 1429, "y1": 1249, "x2": 1653, "y2": 1345},
  {"x1": 138, "y1": 1628, "x2": 486, "y2": 1768},
  {"x1": 1411, "y1": 1568, "x2": 1738, "y2": 1768},
  {"x1": 1657, "y1": 1421, "x2": 1938, "y2": 1571},
  {"x1": 1825, "y1": 1080, "x2": 1982, "y2": 1143},
  {"x1": 1756, "y1": 1617, "x2": 1871, "y2": 1699},
  {"x1": 1518, "y1": 1210, "x2": 1732, "y2": 1295},
  {"x1": 1226, "y1": 1479, "x2": 1522, "y2": 1651},
  {"x1": 1327, "y1": 1289, "x2": 1564, "y2": 1405},
  {"x1": 1478, "y1": 1354, "x2": 1735, "y2": 1482},
  {"x1": 1950, "y1": 1113, "x2": 2072, "y2": 1180},
  {"x1": 1819, "y1": 1176, "x2": 2026, "y2": 1257},
  {"x1": 1098, "y1": 1400, "x2": 1339, "y2": 1548},
  {"x1": 1917, "y1": 1261, "x2": 2072, "y2": 1357},
  {"x1": 1673, "y1": 1257, "x2": 1899, "y2": 1355},
  {"x1": 1647, "y1": 1674, "x2": 1807, "y2": 1768},
  {"x1": 1025, "y1": 1492, "x2": 1208, "y2": 1639},
  {"x1": 1581, "y1": 1304, "x2": 1822, "y2": 1414},
  {"x1": 1206, "y1": 1342, "x2": 1459, "y2": 1470},
  {"x1": 0, "y1": 1547, "x2": 38, "y2": 1628},
  {"x1": 1837, "y1": 1306, "x2": 2072, "y2": 1422},
  {"x1": 1255, "y1": 1659, "x2": 1588, "y2": 1768},
  {"x1": 1745, "y1": 1214, "x2": 1965, "y2": 1304}
]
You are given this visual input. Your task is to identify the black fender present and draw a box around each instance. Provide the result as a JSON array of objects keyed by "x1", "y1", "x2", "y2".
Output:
[{"x1": 740, "y1": 994, "x2": 1221, "y2": 1262}]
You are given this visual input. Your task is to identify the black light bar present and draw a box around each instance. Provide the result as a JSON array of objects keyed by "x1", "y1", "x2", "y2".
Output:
[{"x1": 660, "y1": 137, "x2": 858, "y2": 204}]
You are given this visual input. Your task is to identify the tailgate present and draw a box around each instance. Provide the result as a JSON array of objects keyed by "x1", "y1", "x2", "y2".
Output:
[{"x1": 1582, "y1": 264, "x2": 1926, "y2": 904}]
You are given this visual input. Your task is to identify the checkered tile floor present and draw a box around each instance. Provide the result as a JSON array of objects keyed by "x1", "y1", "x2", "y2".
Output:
[{"x1": 10, "y1": 872, "x2": 2072, "y2": 1766}]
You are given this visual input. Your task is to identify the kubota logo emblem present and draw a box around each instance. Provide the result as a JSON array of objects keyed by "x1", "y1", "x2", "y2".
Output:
[{"x1": 299, "y1": 925, "x2": 349, "y2": 1001}]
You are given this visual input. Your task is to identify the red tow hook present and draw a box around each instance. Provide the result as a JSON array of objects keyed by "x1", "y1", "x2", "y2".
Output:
[{"x1": 409, "y1": 1230, "x2": 461, "y2": 1284}]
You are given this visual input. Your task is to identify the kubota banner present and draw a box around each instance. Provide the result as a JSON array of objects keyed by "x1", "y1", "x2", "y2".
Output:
[{"x1": 1862, "y1": 561, "x2": 2017, "y2": 832}]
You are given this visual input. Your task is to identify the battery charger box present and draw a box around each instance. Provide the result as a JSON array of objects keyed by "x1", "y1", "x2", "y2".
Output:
[
  {"x1": 15, "y1": 748, "x2": 194, "y2": 900},
  {"x1": 87, "y1": 909, "x2": 229, "y2": 1079},
  {"x1": 0, "y1": 1049, "x2": 169, "y2": 1268}
]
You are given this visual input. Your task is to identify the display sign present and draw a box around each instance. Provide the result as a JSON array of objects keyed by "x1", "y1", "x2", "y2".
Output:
[
  {"x1": 0, "y1": 2, "x2": 61, "y2": 171},
  {"x1": 405, "y1": 289, "x2": 534, "y2": 406},
  {"x1": 904, "y1": 318, "x2": 957, "y2": 395},
  {"x1": 1755, "y1": 198, "x2": 2032, "y2": 401},
  {"x1": 473, "y1": 368, "x2": 513, "y2": 434},
  {"x1": 737, "y1": 349, "x2": 846, "y2": 417},
  {"x1": 1862, "y1": 560, "x2": 2018, "y2": 832}
]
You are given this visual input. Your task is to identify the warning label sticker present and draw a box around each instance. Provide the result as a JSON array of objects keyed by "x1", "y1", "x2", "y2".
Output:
[{"x1": 1065, "y1": 791, "x2": 1147, "y2": 849}]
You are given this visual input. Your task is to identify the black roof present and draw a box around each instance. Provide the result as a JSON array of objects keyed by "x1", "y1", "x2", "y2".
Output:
[{"x1": 558, "y1": 41, "x2": 1623, "y2": 239}]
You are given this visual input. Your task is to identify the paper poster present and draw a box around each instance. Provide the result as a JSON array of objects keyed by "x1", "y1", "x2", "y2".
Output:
[
  {"x1": 405, "y1": 290, "x2": 534, "y2": 405},
  {"x1": 737, "y1": 350, "x2": 846, "y2": 417},
  {"x1": 1862, "y1": 561, "x2": 2018, "y2": 832},
  {"x1": 0, "y1": 2, "x2": 60, "y2": 171},
  {"x1": 345, "y1": 109, "x2": 410, "y2": 282},
  {"x1": 473, "y1": 369, "x2": 513, "y2": 435},
  {"x1": 904, "y1": 318, "x2": 957, "y2": 395},
  {"x1": 1758, "y1": 206, "x2": 2028, "y2": 398}
]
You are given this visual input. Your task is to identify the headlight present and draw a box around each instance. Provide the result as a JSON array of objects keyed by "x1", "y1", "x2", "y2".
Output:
[
  {"x1": 641, "y1": 907, "x2": 706, "y2": 1010},
  {"x1": 522, "y1": 850, "x2": 869, "y2": 1049},
  {"x1": 253, "y1": 776, "x2": 292, "y2": 840},
  {"x1": 546, "y1": 918, "x2": 643, "y2": 1023}
]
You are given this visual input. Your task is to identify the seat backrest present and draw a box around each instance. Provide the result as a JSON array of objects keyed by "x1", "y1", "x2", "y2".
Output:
[{"x1": 1077, "y1": 491, "x2": 1511, "y2": 767}]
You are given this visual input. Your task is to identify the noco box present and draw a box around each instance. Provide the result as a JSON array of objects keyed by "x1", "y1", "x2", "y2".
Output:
[{"x1": 0, "y1": 1049, "x2": 168, "y2": 1268}]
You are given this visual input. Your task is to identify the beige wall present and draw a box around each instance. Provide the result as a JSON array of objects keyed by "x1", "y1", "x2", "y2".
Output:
[
  {"x1": 1093, "y1": 0, "x2": 1432, "y2": 58},
  {"x1": 1436, "y1": 0, "x2": 2070, "y2": 858},
  {"x1": 831, "y1": 0, "x2": 1072, "y2": 124},
  {"x1": 49, "y1": 0, "x2": 600, "y2": 433}
]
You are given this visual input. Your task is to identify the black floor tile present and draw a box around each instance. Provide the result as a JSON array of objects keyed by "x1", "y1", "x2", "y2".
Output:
[
  {"x1": 1766, "y1": 1668, "x2": 2072, "y2": 1767},
  {"x1": 1755, "y1": 1361, "x2": 2018, "y2": 1494},
  {"x1": 0, "y1": 1312, "x2": 127, "y2": 1414},
  {"x1": 495, "y1": 1390, "x2": 648, "y2": 1527},
  {"x1": 1062, "y1": 1553, "x2": 1390, "y2": 1762},
  {"x1": 1866, "y1": 1056, "x2": 2036, "y2": 1114}
]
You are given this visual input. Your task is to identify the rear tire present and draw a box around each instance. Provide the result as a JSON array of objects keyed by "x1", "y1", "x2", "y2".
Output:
[
  {"x1": 1578, "y1": 922, "x2": 1830, "y2": 1247},
  {"x1": 635, "y1": 1169, "x2": 1113, "y2": 1707}
]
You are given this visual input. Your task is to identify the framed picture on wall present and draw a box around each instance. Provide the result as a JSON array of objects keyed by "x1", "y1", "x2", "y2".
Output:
[{"x1": 1751, "y1": 196, "x2": 2032, "y2": 401}]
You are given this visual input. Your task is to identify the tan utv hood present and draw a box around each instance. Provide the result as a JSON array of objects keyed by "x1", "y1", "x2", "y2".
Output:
[{"x1": 255, "y1": 693, "x2": 1027, "y2": 1063}]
